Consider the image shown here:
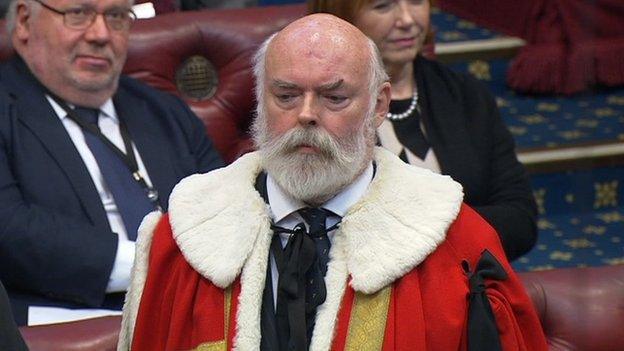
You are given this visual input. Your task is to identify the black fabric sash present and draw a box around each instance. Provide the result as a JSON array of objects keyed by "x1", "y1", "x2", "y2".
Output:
[{"x1": 466, "y1": 249, "x2": 508, "y2": 351}]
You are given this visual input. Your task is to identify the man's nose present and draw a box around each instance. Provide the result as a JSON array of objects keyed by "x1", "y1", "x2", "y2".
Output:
[
  {"x1": 297, "y1": 93, "x2": 320, "y2": 127},
  {"x1": 84, "y1": 14, "x2": 112, "y2": 44}
]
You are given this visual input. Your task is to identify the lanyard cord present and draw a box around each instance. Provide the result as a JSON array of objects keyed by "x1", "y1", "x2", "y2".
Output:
[{"x1": 47, "y1": 93, "x2": 155, "y2": 197}]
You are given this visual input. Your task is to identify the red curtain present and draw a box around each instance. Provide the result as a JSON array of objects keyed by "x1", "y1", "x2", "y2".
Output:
[{"x1": 438, "y1": 0, "x2": 624, "y2": 94}]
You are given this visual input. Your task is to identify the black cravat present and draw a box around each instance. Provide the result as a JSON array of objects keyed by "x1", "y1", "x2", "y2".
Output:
[
  {"x1": 73, "y1": 107, "x2": 154, "y2": 240},
  {"x1": 272, "y1": 223, "x2": 316, "y2": 351},
  {"x1": 272, "y1": 208, "x2": 338, "y2": 351}
]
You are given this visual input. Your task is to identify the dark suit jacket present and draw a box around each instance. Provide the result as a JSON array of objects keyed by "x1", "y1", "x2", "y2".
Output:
[
  {"x1": 0, "y1": 57, "x2": 223, "y2": 325},
  {"x1": 414, "y1": 56, "x2": 537, "y2": 261},
  {"x1": 0, "y1": 281, "x2": 27, "y2": 351}
]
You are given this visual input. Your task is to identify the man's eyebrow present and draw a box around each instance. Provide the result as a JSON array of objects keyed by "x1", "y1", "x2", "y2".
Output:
[
  {"x1": 318, "y1": 79, "x2": 344, "y2": 91},
  {"x1": 270, "y1": 79, "x2": 345, "y2": 91},
  {"x1": 271, "y1": 80, "x2": 299, "y2": 89}
]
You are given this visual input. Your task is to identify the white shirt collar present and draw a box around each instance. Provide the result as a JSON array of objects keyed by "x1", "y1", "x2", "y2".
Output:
[
  {"x1": 266, "y1": 162, "x2": 374, "y2": 223},
  {"x1": 46, "y1": 96, "x2": 118, "y2": 123}
]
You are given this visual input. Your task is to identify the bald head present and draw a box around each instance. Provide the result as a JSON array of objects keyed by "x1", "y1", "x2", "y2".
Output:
[{"x1": 268, "y1": 13, "x2": 372, "y2": 70}]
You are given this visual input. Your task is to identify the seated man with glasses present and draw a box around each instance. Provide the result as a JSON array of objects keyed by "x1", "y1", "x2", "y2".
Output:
[{"x1": 0, "y1": 0, "x2": 223, "y2": 326}]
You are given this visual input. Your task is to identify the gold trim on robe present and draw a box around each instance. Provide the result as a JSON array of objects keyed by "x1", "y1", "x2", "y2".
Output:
[{"x1": 344, "y1": 285, "x2": 392, "y2": 351}]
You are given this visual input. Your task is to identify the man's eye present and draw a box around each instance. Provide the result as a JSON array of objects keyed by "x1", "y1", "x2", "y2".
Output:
[
  {"x1": 66, "y1": 7, "x2": 89, "y2": 17},
  {"x1": 325, "y1": 95, "x2": 347, "y2": 104},
  {"x1": 106, "y1": 11, "x2": 126, "y2": 20},
  {"x1": 276, "y1": 94, "x2": 295, "y2": 102}
]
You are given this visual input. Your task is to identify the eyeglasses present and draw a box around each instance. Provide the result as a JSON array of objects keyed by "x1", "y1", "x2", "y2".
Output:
[{"x1": 33, "y1": 0, "x2": 137, "y2": 31}]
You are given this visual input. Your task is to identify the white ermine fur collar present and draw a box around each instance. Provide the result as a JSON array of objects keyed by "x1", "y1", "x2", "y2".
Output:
[{"x1": 168, "y1": 147, "x2": 463, "y2": 293}]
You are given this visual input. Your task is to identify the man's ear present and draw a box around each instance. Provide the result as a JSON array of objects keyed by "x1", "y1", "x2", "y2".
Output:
[
  {"x1": 14, "y1": 1, "x2": 33, "y2": 43},
  {"x1": 372, "y1": 82, "x2": 391, "y2": 128}
]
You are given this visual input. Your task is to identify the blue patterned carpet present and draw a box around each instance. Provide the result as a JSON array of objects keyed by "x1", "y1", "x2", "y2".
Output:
[
  {"x1": 432, "y1": 7, "x2": 624, "y2": 271},
  {"x1": 513, "y1": 166, "x2": 624, "y2": 271},
  {"x1": 431, "y1": 7, "x2": 506, "y2": 43},
  {"x1": 447, "y1": 59, "x2": 624, "y2": 151},
  {"x1": 513, "y1": 206, "x2": 624, "y2": 271}
]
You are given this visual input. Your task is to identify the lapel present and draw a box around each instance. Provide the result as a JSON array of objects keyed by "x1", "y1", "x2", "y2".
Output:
[
  {"x1": 415, "y1": 56, "x2": 477, "y2": 177},
  {"x1": 113, "y1": 84, "x2": 178, "y2": 209},
  {"x1": 1, "y1": 57, "x2": 108, "y2": 227}
]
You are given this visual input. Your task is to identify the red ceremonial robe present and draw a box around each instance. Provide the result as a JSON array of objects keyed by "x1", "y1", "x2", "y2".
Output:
[{"x1": 118, "y1": 149, "x2": 547, "y2": 351}]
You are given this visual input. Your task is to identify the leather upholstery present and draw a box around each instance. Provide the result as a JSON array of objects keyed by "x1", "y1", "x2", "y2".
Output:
[
  {"x1": 18, "y1": 265, "x2": 624, "y2": 351},
  {"x1": 519, "y1": 264, "x2": 624, "y2": 351},
  {"x1": 122, "y1": 5, "x2": 306, "y2": 162},
  {"x1": 19, "y1": 316, "x2": 121, "y2": 351}
]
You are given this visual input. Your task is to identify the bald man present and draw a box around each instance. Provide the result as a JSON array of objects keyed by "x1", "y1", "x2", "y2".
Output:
[{"x1": 119, "y1": 14, "x2": 547, "y2": 351}]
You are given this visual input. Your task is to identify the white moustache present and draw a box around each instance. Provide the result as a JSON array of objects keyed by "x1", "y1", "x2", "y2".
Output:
[{"x1": 278, "y1": 127, "x2": 338, "y2": 157}]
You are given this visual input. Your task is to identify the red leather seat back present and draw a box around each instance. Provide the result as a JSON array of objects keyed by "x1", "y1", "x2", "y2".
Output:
[
  {"x1": 124, "y1": 5, "x2": 306, "y2": 163},
  {"x1": 519, "y1": 264, "x2": 624, "y2": 351},
  {"x1": 19, "y1": 315, "x2": 121, "y2": 351}
]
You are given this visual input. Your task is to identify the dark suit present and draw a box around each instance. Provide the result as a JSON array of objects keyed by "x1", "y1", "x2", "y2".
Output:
[
  {"x1": 0, "y1": 57, "x2": 223, "y2": 325},
  {"x1": 414, "y1": 55, "x2": 537, "y2": 261},
  {"x1": 0, "y1": 281, "x2": 27, "y2": 351}
]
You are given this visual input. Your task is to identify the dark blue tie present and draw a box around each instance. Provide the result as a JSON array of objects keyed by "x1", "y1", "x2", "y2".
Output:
[{"x1": 73, "y1": 107, "x2": 154, "y2": 241}]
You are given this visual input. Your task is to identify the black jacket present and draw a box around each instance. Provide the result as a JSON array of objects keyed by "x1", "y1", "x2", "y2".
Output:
[
  {"x1": 0, "y1": 281, "x2": 27, "y2": 350},
  {"x1": 406, "y1": 56, "x2": 537, "y2": 260}
]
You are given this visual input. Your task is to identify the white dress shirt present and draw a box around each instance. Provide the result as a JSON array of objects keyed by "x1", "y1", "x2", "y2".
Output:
[{"x1": 266, "y1": 163, "x2": 374, "y2": 308}]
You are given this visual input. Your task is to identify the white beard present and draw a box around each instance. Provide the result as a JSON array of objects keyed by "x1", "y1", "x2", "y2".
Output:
[{"x1": 252, "y1": 105, "x2": 376, "y2": 205}]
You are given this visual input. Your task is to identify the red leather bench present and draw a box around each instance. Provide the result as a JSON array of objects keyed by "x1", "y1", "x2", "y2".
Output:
[{"x1": 121, "y1": 5, "x2": 306, "y2": 163}]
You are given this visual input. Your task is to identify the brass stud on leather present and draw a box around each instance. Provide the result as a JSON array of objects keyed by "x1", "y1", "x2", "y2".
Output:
[{"x1": 175, "y1": 55, "x2": 218, "y2": 101}]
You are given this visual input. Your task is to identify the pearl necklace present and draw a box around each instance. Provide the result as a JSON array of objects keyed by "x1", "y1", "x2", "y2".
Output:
[{"x1": 386, "y1": 89, "x2": 418, "y2": 121}]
